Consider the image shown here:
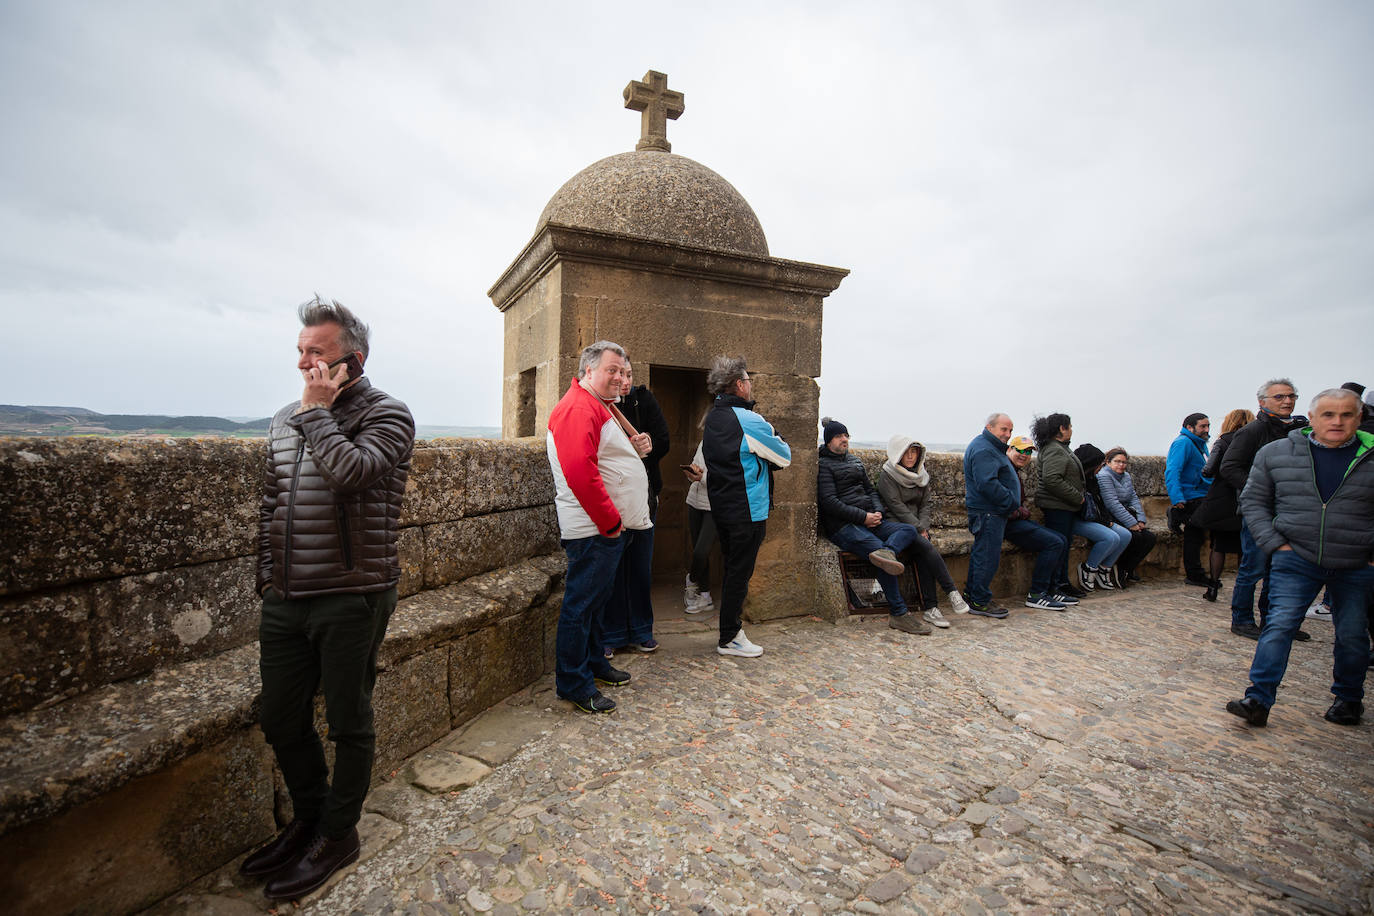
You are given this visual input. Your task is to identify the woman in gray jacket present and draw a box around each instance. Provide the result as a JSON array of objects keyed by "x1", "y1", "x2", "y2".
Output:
[
  {"x1": 877, "y1": 435, "x2": 970, "y2": 627},
  {"x1": 1096, "y1": 448, "x2": 1157, "y2": 583}
]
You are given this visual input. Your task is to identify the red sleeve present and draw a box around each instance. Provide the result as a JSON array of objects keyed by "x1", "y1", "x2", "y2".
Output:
[{"x1": 552, "y1": 403, "x2": 622, "y2": 535}]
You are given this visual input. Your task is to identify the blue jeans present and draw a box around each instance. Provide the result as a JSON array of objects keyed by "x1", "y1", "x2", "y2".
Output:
[
  {"x1": 602, "y1": 524, "x2": 655, "y2": 648},
  {"x1": 557, "y1": 534, "x2": 627, "y2": 700},
  {"x1": 1232, "y1": 522, "x2": 1273, "y2": 628},
  {"x1": 965, "y1": 513, "x2": 1067, "y2": 605},
  {"x1": 828, "y1": 519, "x2": 919, "y2": 614},
  {"x1": 1075, "y1": 520, "x2": 1131, "y2": 569},
  {"x1": 1244, "y1": 551, "x2": 1374, "y2": 708}
]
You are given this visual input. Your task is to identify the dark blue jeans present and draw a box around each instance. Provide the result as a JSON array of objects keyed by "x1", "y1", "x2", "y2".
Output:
[
  {"x1": 828, "y1": 519, "x2": 919, "y2": 614},
  {"x1": 966, "y1": 512, "x2": 1066, "y2": 606},
  {"x1": 557, "y1": 534, "x2": 627, "y2": 700},
  {"x1": 1244, "y1": 551, "x2": 1374, "y2": 708},
  {"x1": 1232, "y1": 522, "x2": 1273, "y2": 628},
  {"x1": 603, "y1": 524, "x2": 655, "y2": 648}
]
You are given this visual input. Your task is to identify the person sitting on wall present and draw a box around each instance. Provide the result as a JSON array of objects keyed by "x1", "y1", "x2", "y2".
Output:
[
  {"x1": 817, "y1": 418, "x2": 929, "y2": 635},
  {"x1": 962, "y1": 413, "x2": 1070, "y2": 618},
  {"x1": 1095, "y1": 448, "x2": 1157, "y2": 586},
  {"x1": 1028, "y1": 413, "x2": 1091, "y2": 600},
  {"x1": 1072, "y1": 443, "x2": 1134, "y2": 590},
  {"x1": 875, "y1": 434, "x2": 970, "y2": 628}
]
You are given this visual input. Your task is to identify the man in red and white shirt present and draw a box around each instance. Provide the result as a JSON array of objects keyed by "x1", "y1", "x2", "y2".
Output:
[{"x1": 546, "y1": 340, "x2": 653, "y2": 713}]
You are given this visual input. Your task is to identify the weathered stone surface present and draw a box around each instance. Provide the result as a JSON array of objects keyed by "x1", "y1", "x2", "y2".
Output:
[
  {"x1": 373, "y1": 649, "x2": 451, "y2": 779},
  {"x1": 458, "y1": 439, "x2": 556, "y2": 517},
  {"x1": 396, "y1": 523, "x2": 425, "y2": 598},
  {"x1": 458, "y1": 559, "x2": 559, "y2": 616},
  {"x1": 449, "y1": 611, "x2": 545, "y2": 725},
  {"x1": 538, "y1": 151, "x2": 769, "y2": 257},
  {"x1": 89, "y1": 557, "x2": 258, "y2": 684},
  {"x1": 0, "y1": 645, "x2": 260, "y2": 834},
  {"x1": 0, "y1": 731, "x2": 273, "y2": 915},
  {"x1": 381, "y1": 587, "x2": 505, "y2": 667},
  {"x1": 0, "y1": 437, "x2": 260, "y2": 594},
  {"x1": 408, "y1": 751, "x2": 493, "y2": 794},
  {"x1": 400, "y1": 444, "x2": 468, "y2": 526},
  {"x1": 0, "y1": 585, "x2": 94, "y2": 715},
  {"x1": 422, "y1": 507, "x2": 558, "y2": 590}
]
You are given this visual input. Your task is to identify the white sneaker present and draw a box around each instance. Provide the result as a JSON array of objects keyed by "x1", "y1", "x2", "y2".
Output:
[
  {"x1": 684, "y1": 575, "x2": 701, "y2": 607},
  {"x1": 1306, "y1": 599, "x2": 1332, "y2": 621},
  {"x1": 718, "y1": 629, "x2": 763, "y2": 657},
  {"x1": 923, "y1": 607, "x2": 951, "y2": 629},
  {"x1": 947, "y1": 590, "x2": 969, "y2": 614},
  {"x1": 685, "y1": 591, "x2": 713, "y2": 614}
]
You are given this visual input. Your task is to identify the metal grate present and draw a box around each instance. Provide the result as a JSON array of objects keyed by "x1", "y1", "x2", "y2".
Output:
[{"x1": 837, "y1": 551, "x2": 925, "y2": 614}]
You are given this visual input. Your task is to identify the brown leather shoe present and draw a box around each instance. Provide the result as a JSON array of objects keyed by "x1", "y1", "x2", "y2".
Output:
[
  {"x1": 239, "y1": 818, "x2": 316, "y2": 878},
  {"x1": 264, "y1": 827, "x2": 360, "y2": 900}
]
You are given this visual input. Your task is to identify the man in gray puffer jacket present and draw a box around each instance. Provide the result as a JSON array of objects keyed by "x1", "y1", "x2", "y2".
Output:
[
  {"x1": 242, "y1": 296, "x2": 414, "y2": 899},
  {"x1": 1227, "y1": 388, "x2": 1374, "y2": 729}
]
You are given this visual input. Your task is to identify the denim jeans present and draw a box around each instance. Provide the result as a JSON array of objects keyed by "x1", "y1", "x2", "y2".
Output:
[
  {"x1": 1039, "y1": 508, "x2": 1078, "y2": 587},
  {"x1": 1074, "y1": 519, "x2": 1131, "y2": 569},
  {"x1": 259, "y1": 586, "x2": 397, "y2": 838},
  {"x1": 557, "y1": 534, "x2": 627, "y2": 700},
  {"x1": 1232, "y1": 522, "x2": 1273, "y2": 627},
  {"x1": 1004, "y1": 518, "x2": 1067, "y2": 596},
  {"x1": 965, "y1": 512, "x2": 1008, "y2": 608},
  {"x1": 1244, "y1": 551, "x2": 1374, "y2": 708},
  {"x1": 602, "y1": 522, "x2": 656, "y2": 649},
  {"x1": 828, "y1": 519, "x2": 919, "y2": 614},
  {"x1": 904, "y1": 532, "x2": 956, "y2": 597}
]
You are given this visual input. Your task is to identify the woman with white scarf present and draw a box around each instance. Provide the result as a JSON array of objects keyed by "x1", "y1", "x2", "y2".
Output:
[{"x1": 876, "y1": 435, "x2": 970, "y2": 627}]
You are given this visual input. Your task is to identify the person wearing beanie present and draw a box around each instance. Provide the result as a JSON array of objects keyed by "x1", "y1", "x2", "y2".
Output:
[
  {"x1": 817, "y1": 418, "x2": 931, "y2": 635},
  {"x1": 877, "y1": 435, "x2": 971, "y2": 626},
  {"x1": 1071, "y1": 443, "x2": 1134, "y2": 591}
]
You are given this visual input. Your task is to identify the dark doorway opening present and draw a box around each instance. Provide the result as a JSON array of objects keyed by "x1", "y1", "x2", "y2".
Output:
[{"x1": 648, "y1": 365, "x2": 713, "y2": 587}]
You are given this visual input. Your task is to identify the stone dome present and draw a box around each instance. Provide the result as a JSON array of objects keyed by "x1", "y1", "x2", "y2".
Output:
[{"x1": 537, "y1": 151, "x2": 769, "y2": 257}]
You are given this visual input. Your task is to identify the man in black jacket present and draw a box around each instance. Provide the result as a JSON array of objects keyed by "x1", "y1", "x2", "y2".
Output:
[
  {"x1": 241, "y1": 296, "x2": 415, "y2": 900},
  {"x1": 816, "y1": 418, "x2": 929, "y2": 635},
  {"x1": 1219, "y1": 378, "x2": 1309, "y2": 642},
  {"x1": 1226, "y1": 388, "x2": 1374, "y2": 728}
]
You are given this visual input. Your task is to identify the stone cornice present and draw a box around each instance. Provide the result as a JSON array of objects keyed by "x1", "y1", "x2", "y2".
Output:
[{"x1": 487, "y1": 223, "x2": 849, "y2": 312}]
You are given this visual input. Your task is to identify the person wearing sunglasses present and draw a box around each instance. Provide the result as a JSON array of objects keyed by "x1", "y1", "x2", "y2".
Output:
[{"x1": 1218, "y1": 378, "x2": 1311, "y2": 643}]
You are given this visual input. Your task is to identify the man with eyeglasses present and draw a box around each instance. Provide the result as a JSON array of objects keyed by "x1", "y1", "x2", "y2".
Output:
[
  {"x1": 963, "y1": 415, "x2": 1070, "y2": 618},
  {"x1": 1219, "y1": 378, "x2": 1310, "y2": 641}
]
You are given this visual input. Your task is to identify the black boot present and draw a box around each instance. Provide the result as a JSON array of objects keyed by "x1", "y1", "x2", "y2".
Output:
[{"x1": 1203, "y1": 585, "x2": 1218, "y2": 602}]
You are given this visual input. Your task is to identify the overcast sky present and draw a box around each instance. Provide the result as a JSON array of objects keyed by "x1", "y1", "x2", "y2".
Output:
[{"x1": 3, "y1": 1, "x2": 1371, "y2": 453}]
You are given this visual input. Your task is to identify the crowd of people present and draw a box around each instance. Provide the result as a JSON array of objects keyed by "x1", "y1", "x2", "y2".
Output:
[{"x1": 234, "y1": 303, "x2": 1374, "y2": 898}]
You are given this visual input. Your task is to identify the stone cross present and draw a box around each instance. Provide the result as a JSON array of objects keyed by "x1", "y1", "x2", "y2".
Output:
[{"x1": 623, "y1": 70, "x2": 685, "y2": 152}]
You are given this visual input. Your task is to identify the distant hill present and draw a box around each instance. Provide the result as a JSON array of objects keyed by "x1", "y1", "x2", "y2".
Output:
[{"x1": 0, "y1": 406, "x2": 499, "y2": 440}]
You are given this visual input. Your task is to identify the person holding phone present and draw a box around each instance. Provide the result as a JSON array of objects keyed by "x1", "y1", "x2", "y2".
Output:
[{"x1": 242, "y1": 296, "x2": 414, "y2": 900}]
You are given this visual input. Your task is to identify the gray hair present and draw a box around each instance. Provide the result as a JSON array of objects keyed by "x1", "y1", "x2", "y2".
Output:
[
  {"x1": 1309, "y1": 387, "x2": 1361, "y2": 414},
  {"x1": 578, "y1": 340, "x2": 626, "y2": 376},
  {"x1": 299, "y1": 294, "x2": 370, "y2": 359},
  {"x1": 1256, "y1": 377, "x2": 1296, "y2": 402},
  {"x1": 708, "y1": 355, "x2": 749, "y2": 396},
  {"x1": 985, "y1": 412, "x2": 1011, "y2": 428}
]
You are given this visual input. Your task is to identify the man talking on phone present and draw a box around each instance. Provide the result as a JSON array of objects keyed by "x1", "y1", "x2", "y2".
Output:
[{"x1": 239, "y1": 295, "x2": 414, "y2": 900}]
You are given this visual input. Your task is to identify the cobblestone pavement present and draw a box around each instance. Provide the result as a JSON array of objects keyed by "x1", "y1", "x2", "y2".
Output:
[{"x1": 164, "y1": 580, "x2": 1374, "y2": 915}]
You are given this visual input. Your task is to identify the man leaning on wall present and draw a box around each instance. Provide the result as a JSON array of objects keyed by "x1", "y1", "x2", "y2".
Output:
[{"x1": 240, "y1": 295, "x2": 415, "y2": 900}]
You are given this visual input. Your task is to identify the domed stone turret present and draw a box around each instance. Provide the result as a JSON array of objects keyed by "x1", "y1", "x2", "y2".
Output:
[{"x1": 537, "y1": 151, "x2": 769, "y2": 257}]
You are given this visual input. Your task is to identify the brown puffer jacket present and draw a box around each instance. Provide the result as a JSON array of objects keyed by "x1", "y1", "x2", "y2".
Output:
[{"x1": 257, "y1": 378, "x2": 415, "y2": 599}]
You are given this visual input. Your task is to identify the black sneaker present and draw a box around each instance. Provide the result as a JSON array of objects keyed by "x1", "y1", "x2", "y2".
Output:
[
  {"x1": 1230, "y1": 622, "x2": 1262, "y2": 640},
  {"x1": 1292, "y1": 629, "x2": 1312, "y2": 642},
  {"x1": 558, "y1": 691, "x2": 617, "y2": 713},
  {"x1": 1324, "y1": 699, "x2": 1363, "y2": 726},
  {"x1": 967, "y1": 602, "x2": 1010, "y2": 619},
  {"x1": 1057, "y1": 582, "x2": 1088, "y2": 599},
  {"x1": 1225, "y1": 697, "x2": 1269, "y2": 727},
  {"x1": 593, "y1": 665, "x2": 631, "y2": 687}
]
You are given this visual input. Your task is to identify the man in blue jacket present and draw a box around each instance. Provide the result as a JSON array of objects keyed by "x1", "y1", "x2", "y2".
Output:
[
  {"x1": 1165, "y1": 412, "x2": 1212, "y2": 587},
  {"x1": 963, "y1": 414, "x2": 1069, "y2": 618},
  {"x1": 1227, "y1": 388, "x2": 1374, "y2": 728},
  {"x1": 703, "y1": 355, "x2": 791, "y2": 658}
]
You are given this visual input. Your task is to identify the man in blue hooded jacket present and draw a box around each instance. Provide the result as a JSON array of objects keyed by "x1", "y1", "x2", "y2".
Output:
[
  {"x1": 1165, "y1": 412, "x2": 1212, "y2": 586},
  {"x1": 963, "y1": 414, "x2": 1069, "y2": 618}
]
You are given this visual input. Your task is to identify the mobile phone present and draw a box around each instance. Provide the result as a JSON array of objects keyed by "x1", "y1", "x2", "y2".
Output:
[
  {"x1": 679, "y1": 464, "x2": 694, "y2": 470},
  {"x1": 327, "y1": 352, "x2": 365, "y2": 381}
]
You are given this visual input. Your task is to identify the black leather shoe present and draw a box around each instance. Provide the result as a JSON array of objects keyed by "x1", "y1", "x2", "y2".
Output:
[
  {"x1": 1324, "y1": 699, "x2": 1363, "y2": 726},
  {"x1": 1231, "y1": 623, "x2": 1262, "y2": 640},
  {"x1": 239, "y1": 818, "x2": 317, "y2": 878},
  {"x1": 1203, "y1": 585, "x2": 1218, "y2": 602},
  {"x1": 1226, "y1": 697, "x2": 1269, "y2": 727},
  {"x1": 1185, "y1": 574, "x2": 1213, "y2": 588},
  {"x1": 1292, "y1": 629, "x2": 1312, "y2": 642},
  {"x1": 593, "y1": 665, "x2": 631, "y2": 687},
  {"x1": 557, "y1": 690, "x2": 616, "y2": 713},
  {"x1": 264, "y1": 828, "x2": 360, "y2": 900},
  {"x1": 1057, "y1": 583, "x2": 1089, "y2": 599}
]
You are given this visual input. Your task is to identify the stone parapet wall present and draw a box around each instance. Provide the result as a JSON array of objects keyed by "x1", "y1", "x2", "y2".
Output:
[{"x1": 0, "y1": 436, "x2": 557, "y2": 716}]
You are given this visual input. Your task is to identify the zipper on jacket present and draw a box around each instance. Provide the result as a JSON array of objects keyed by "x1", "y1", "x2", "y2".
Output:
[
  {"x1": 337, "y1": 502, "x2": 354, "y2": 569},
  {"x1": 283, "y1": 438, "x2": 305, "y2": 594}
]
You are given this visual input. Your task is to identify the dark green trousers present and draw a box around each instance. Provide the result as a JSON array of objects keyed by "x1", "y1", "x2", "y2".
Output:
[{"x1": 258, "y1": 586, "x2": 397, "y2": 838}]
